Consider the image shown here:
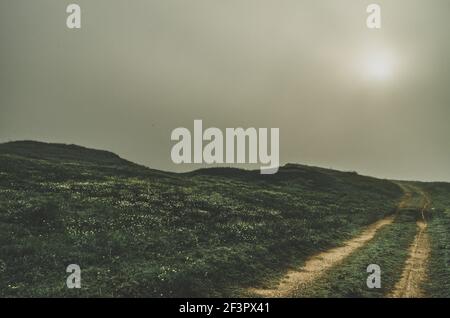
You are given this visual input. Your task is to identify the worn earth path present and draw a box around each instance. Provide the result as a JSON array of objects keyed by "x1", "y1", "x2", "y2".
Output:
[
  {"x1": 388, "y1": 185, "x2": 431, "y2": 298},
  {"x1": 248, "y1": 183, "x2": 426, "y2": 298}
]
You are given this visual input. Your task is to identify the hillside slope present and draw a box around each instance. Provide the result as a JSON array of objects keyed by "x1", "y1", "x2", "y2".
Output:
[{"x1": 0, "y1": 141, "x2": 403, "y2": 297}]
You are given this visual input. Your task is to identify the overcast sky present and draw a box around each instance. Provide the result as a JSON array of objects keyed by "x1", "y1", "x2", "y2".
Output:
[{"x1": 1, "y1": 0, "x2": 449, "y2": 181}]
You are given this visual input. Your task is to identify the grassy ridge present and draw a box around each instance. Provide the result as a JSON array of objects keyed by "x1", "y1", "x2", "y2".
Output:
[{"x1": 0, "y1": 141, "x2": 403, "y2": 297}]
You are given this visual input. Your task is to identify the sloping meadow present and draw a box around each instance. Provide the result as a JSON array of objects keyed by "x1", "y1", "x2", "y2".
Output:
[{"x1": 0, "y1": 142, "x2": 402, "y2": 297}]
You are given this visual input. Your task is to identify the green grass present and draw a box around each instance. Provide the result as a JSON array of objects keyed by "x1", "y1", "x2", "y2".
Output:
[
  {"x1": 418, "y1": 182, "x2": 450, "y2": 297},
  {"x1": 298, "y1": 211, "x2": 418, "y2": 298},
  {"x1": 0, "y1": 141, "x2": 403, "y2": 297}
]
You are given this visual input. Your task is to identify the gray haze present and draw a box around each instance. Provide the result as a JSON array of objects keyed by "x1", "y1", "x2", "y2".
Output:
[{"x1": 1, "y1": 0, "x2": 449, "y2": 181}]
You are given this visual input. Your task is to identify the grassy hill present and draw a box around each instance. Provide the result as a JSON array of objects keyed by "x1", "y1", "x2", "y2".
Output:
[{"x1": 0, "y1": 141, "x2": 405, "y2": 297}]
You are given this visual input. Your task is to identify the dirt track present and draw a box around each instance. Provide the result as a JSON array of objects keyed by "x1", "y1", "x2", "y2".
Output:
[
  {"x1": 248, "y1": 184, "x2": 430, "y2": 298},
  {"x1": 388, "y1": 186, "x2": 431, "y2": 298},
  {"x1": 248, "y1": 216, "x2": 396, "y2": 297}
]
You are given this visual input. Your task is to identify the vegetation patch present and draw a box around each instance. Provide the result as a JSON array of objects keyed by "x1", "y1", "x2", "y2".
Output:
[
  {"x1": 0, "y1": 141, "x2": 403, "y2": 297},
  {"x1": 299, "y1": 211, "x2": 417, "y2": 298}
]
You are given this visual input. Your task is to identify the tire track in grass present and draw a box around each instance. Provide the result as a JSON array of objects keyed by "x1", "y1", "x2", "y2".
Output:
[
  {"x1": 248, "y1": 216, "x2": 395, "y2": 297},
  {"x1": 388, "y1": 186, "x2": 431, "y2": 298},
  {"x1": 299, "y1": 212, "x2": 417, "y2": 298},
  {"x1": 247, "y1": 184, "x2": 412, "y2": 298}
]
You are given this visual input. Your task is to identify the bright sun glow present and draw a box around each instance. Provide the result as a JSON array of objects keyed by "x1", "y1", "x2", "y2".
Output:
[
  {"x1": 366, "y1": 56, "x2": 393, "y2": 79},
  {"x1": 362, "y1": 51, "x2": 396, "y2": 81}
]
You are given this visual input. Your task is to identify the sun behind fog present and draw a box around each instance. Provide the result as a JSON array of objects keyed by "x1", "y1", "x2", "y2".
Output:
[{"x1": 361, "y1": 50, "x2": 396, "y2": 81}]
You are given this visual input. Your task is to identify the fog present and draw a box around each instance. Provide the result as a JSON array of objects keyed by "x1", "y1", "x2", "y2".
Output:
[{"x1": 1, "y1": 0, "x2": 449, "y2": 181}]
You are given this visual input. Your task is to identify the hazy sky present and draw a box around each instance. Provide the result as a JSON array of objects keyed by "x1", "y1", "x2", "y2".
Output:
[{"x1": 1, "y1": 0, "x2": 449, "y2": 181}]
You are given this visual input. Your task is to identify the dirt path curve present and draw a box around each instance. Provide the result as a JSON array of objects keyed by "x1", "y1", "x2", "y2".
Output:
[
  {"x1": 388, "y1": 186, "x2": 431, "y2": 298},
  {"x1": 248, "y1": 190, "x2": 412, "y2": 297}
]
